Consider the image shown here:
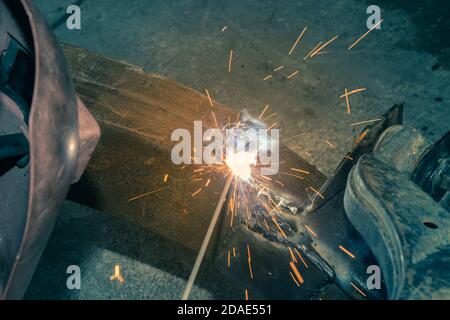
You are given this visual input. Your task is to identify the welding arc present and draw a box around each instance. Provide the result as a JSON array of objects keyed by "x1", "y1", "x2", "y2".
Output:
[{"x1": 182, "y1": 174, "x2": 234, "y2": 300}]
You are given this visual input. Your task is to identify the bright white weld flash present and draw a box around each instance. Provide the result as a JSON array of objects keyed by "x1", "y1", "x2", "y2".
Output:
[{"x1": 225, "y1": 150, "x2": 257, "y2": 181}]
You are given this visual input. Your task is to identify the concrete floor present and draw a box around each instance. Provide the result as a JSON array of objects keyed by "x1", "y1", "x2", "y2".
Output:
[
  {"x1": 25, "y1": 201, "x2": 238, "y2": 300},
  {"x1": 25, "y1": 0, "x2": 449, "y2": 299}
]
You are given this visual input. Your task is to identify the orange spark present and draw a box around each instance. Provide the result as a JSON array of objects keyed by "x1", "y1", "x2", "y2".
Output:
[
  {"x1": 294, "y1": 247, "x2": 309, "y2": 268},
  {"x1": 278, "y1": 172, "x2": 304, "y2": 180},
  {"x1": 351, "y1": 118, "x2": 382, "y2": 126},
  {"x1": 345, "y1": 155, "x2": 354, "y2": 161},
  {"x1": 260, "y1": 175, "x2": 273, "y2": 182},
  {"x1": 266, "y1": 122, "x2": 277, "y2": 131},
  {"x1": 350, "y1": 282, "x2": 367, "y2": 297},
  {"x1": 228, "y1": 49, "x2": 233, "y2": 73},
  {"x1": 205, "y1": 88, "x2": 214, "y2": 107},
  {"x1": 348, "y1": 19, "x2": 384, "y2": 50},
  {"x1": 109, "y1": 264, "x2": 125, "y2": 284},
  {"x1": 230, "y1": 208, "x2": 234, "y2": 227},
  {"x1": 128, "y1": 186, "x2": 170, "y2": 202},
  {"x1": 289, "y1": 261, "x2": 304, "y2": 284},
  {"x1": 262, "y1": 112, "x2": 277, "y2": 122},
  {"x1": 263, "y1": 75, "x2": 273, "y2": 81},
  {"x1": 283, "y1": 132, "x2": 306, "y2": 143},
  {"x1": 258, "y1": 104, "x2": 270, "y2": 120},
  {"x1": 304, "y1": 41, "x2": 323, "y2": 60},
  {"x1": 245, "y1": 205, "x2": 251, "y2": 220},
  {"x1": 308, "y1": 186, "x2": 324, "y2": 199},
  {"x1": 344, "y1": 88, "x2": 351, "y2": 114},
  {"x1": 247, "y1": 244, "x2": 254, "y2": 280},
  {"x1": 227, "y1": 250, "x2": 231, "y2": 268},
  {"x1": 274, "y1": 179, "x2": 284, "y2": 187},
  {"x1": 191, "y1": 188, "x2": 202, "y2": 197},
  {"x1": 288, "y1": 247, "x2": 298, "y2": 263},
  {"x1": 339, "y1": 245, "x2": 356, "y2": 259},
  {"x1": 264, "y1": 219, "x2": 270, "y2": 232},
  {"x1": 273, "y1": 65, "x2": 285, "y2": 72},
  {"x1": 287, "y1": 70, "x2": 300, "y2": 79},
  {"x1": 291, "y1": 168, "x2": 310, "y2": 175},
  {"x1": 233, "y1": 247, "x2": 236, "y2": 257},
  {"x1": 290, "y1": 272, "x2": 300, "y2": 287},
  {"x1": 311, "y1": 35, "x2": 339, "y2": 57},
  {"x1": 205, "y1": 178, "x2": 211, "y2": 187},
  {"x1": 355, "y1": 129, "x2": 369, "y2": 145},
  {"x1": 340, "y1": 88, "x2": 367, "y2": 98},
  {"x1": 163, "y1": 174, "x2": 169, "y2": 183},
  {"x1": 324, "y1": 139, "x2": 336, "y2": 149},
  {"x1": 248, "y1": 260, "x2": 254, "y2": 280},
  {"x1": 272, "y1": 217, "x2": 287, "y2": 238},
  {"x1": 304, "y1": 224, "x2": 317, "y2": 237},
  {"x1": 210, "y1": 110, "x2": 219, "y2": 128},
  {"x1": 288, "y1": 26, "x2": 307, "y2": 55},
  {"x1": 245, "y1": 289, "x2": 249, "y2": 300}
]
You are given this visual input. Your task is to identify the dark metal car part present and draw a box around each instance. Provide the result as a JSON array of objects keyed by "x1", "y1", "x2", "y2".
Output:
[{"x1": 344, "y1": 125, "x2": 450, "y2": 299}]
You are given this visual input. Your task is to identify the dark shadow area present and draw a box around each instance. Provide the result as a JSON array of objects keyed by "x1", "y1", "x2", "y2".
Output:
[
  {"x1": 67, "y1": 171, "x2": 101, "y2": 209},
  {"x1": 0, "y1": 158, "x2": 17, "y2": 176},
  {"x1": 372, "y1": 0, "x2": 450, "y2": 70}
]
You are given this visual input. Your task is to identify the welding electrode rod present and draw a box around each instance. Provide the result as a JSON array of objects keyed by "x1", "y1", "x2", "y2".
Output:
[{"x1": 182, "y1": 174, "x2": 234, "y2": 300}]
